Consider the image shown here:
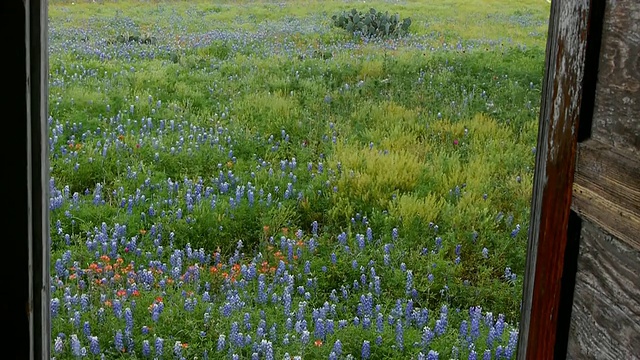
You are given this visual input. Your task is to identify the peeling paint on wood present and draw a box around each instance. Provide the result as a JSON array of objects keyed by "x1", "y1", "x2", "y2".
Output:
[{"x1": 517, "y1": 0, "x2": 593, "y2": 358}]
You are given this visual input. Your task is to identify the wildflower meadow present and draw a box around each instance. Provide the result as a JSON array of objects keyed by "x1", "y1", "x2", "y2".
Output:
[{"x1": 48, "y1": 0, "x2": 550, "y2": 359}]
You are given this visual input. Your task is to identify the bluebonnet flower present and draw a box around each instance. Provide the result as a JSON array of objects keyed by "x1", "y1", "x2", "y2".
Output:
[
  {"x1": 332, "y1": 340, "x2": 343, "y2": 356},
  {"x1": 124, "y1": 307, "x2": 133, "y2": 331},
  {"x1": 141, "y1": 339, "x2": 150, "y2": 357},
  {"x1": 174, "y1": 341, "x2": 184, "y2": 358},
  {"x1": 422, "y1": 326, "x2": 435, "y2": 348},
  {"x1": 214, "y1": 334, "x2": 226, "y2": 352},
  {"x1": 511, "y1": 224, "x2": 521, "y2": 238},
  {"x1": 376, "y1": 312, "x2": 385, "y2": 333},
  {"x1": 263, "y1": 340, "x2": 274, "y2": 360},
  {"x1": 301, "y1": 330, "x2": 310, "y2": 345},
  {"x1": 505, "y1": 330, "x2": 519, "y2": 358},
  {"x1": 496, "y1": 314, "x2": 506, "y2": 337},
  {"x1": 362, "y1": 340, "x2": 371, "y2": 359},
  {"x1": 70, "y1": 334, "x2": 81, "y2": 357},
  {"x1": 54, "y1": 335, "x2": 64, "y2": 354},
  {"x1": 337, "y1": 232, "x2": 347, "y2": 245},
  {"x1": 114, "y1": 330, "x2": 124, "y2": 352},
  {"x1": 406, "y1": 270, "x2": 414, "y2": 295},
  {"x1": 504, "y1": 267, "x2": 517, "y2": 284},
  {"x1": 459, "y1": 320, "x2": 468, "y2": 341},
  {"x1": 89, "y1": 335, "x2": 100, "y2": 355},
  {"x1": 73, "y1": 310, "x2": 81, "y2": 328},
  {"x1": 395, "y1": 319, "x2": 404, "y2": 350},
  {"x1": 83, "y1": 321, "x2": 91, "y2": 337},
  {"x1": 155, "y1": 337, "x2": 164, "y2": 357},
  {"x1": 314, "y1": 318, "x2": 325, "y2": 340}
]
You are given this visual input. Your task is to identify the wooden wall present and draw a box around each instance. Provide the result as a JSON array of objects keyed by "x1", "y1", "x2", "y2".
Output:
[{"x1": 568, "y1": 0, "x2": 640, "y2": 358}]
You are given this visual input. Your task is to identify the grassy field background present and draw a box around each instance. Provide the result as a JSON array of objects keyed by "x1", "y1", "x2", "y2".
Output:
[{"x1": 48, "y1": 0, "x2": 549, "y2": 358}]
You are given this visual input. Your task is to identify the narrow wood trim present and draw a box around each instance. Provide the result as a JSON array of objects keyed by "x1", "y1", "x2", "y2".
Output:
[
  {"x1": 517, "y1": 0, "x2": 602, "y2": 358},
  {"x1": 27, "y1": 0, "x2": 50, "y2": 358},
  {"x1": 572, "y1": 140, "x2": 640, "y2": 251}
]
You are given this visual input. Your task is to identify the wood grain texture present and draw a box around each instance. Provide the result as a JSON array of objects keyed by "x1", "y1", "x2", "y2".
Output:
[
  {"x1": 591, "y1": 0, "x2": 640, "y2": 154},
  {"x1": 572, "y1": 139, "x2": 640, "y2": 250},
  {"x1": 517, "y1": 0, "x2": 593, "y2": 358},
  {"x1": 566, "y1": 221, "x2": 640, "y2": 360}
]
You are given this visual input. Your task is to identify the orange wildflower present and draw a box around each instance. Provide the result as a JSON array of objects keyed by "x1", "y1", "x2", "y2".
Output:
[{"x1": 314, "y1": 339, "x2": 323, "y2": 347}]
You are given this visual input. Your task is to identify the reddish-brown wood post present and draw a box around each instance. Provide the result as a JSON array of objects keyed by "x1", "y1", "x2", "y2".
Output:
[{"x1": 517, "y1": 0, "x2": 606, "y2": 358}]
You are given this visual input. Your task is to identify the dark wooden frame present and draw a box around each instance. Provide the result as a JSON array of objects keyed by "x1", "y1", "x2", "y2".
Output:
[
  {"x1": 5, "y1": 0, "x2": 610, "y2": 358},
  {"x1": 4, "y1": 0, "x2": 50, "y2": 358}
]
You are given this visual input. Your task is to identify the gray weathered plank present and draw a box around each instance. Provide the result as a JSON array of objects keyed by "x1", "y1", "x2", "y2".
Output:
[
  {"x1": 571, "y1": 139, "x2": 640, "y2": 250},
  {"x1": 592, "y1": 0, "x2": 640, "y2": 154},
  {"x1": 567, "y1": 221, "x2": 640, "y2": 360}
]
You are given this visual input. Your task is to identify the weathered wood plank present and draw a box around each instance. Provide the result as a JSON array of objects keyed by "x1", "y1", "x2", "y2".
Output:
[
  {"x1": 591, "y1": 0, "x2": 640, "y2": 154},
  {"x1": 517, "y1": 0, "x2": 596, "y2": 358},
  {"x1": 566, "y1": 221, "x2": 640, "y2": 360},
  {"x1": 571, "y1": 139, "x2": 640, "y2": 250}
]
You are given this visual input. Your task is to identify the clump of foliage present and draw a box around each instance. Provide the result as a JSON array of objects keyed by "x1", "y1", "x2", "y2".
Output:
[
  {"x1": 332, "y1": 8, "x2": 412, "y2": 38},
  {"x1": 109, "y1": 30, "x2": 157, "y2": 45}
]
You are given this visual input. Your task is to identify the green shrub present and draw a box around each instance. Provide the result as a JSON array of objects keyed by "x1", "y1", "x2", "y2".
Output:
[{"x1": 331, "y1": 8, "x2": 412, "y2": 38}]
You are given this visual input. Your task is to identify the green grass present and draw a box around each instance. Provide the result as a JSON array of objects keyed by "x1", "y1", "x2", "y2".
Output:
[{"x1": 47, "y1": 1, "x2": 549, "y2": 358}]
